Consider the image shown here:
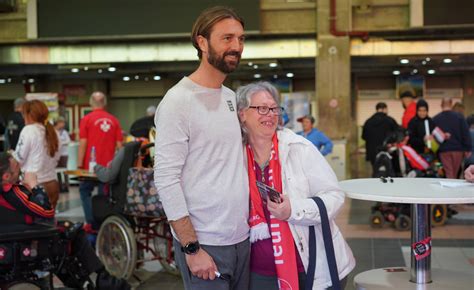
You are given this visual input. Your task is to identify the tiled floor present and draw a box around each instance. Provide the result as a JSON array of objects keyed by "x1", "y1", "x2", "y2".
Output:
[{"x1": 55, "y1": 184, "x2": 474, "y2": 290}]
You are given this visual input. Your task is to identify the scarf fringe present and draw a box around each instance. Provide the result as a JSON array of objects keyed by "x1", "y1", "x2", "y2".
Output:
[{"x1": 250, "y1": 222, "x2": 271, "y2": 243}]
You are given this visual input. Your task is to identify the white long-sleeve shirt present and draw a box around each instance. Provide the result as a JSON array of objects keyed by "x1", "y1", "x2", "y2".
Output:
[{"x1": 154, "y1": 77, "x2": 249, "y2": 246}]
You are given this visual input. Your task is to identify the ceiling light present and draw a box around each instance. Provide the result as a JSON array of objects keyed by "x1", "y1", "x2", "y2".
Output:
[
  {"x1": 153, "y1": 75, "x2": 161, "y2": 81},
  {"x1": 0, "y1": 79, "x2": 5, "y2": 84},
  {"x1": 392, "y1": 70, "x2": 400, "y2": 75},
  {"x1": 443, "y1": 58, "x2": 452, "y2": 63},
  {"x1": 422, "y1": 61, "x2": 427, "y2": 65},
  {"x1": 253, "y1": 65, "x2": 258, "y2": 69},
  {"x1": 123, "y1": 76, "x2": 130, "y2": 81},
  {"x1": 71, "y1": 68, "x2": 79, "y2": 73},
  {"x1": 412, "y1": 69, "x2": 418, "y2": 74},
  {"x1": 269, "y1": 62, "x2": 278, "y2": 68},
  {"x1": 273, "y1": 74, "x2": 278, "y2": 79},
  {"x1": 7, "y1": 78, "x2": 11, "y2": 83},
  {"x1": 286, "y1": 72, "x2": 294, "y2": 78},
  {"x1": 253, "y1": 73, "x2": 261, "y2": 79},
  {"x1": 425, "y1": 57, "x2": 431, "y2": 62},
  {"x1": 108, "y1": 67, "x2": 116, "y2": 72},
  {"x1": 248, "y1": 62, "x2": 253, "y2": 66},
  {"x1": 84, "y1": 66, "x2": 89, "y2": 71},
  {"x1": 98, "y1": 69, "x2": 103, "y2": 73},
  {"x1": 28, "y1": 78, "x2": 35, "y2": 83},
  {"x1": 400, "y1": 59, "x2": 409, "y2": 64},
  {"x1": 427, "y1": 69, "x2": 436, "y2": 74},
  {"x1": 134, "y1": 75, "x2": 140, "y2": 80}
]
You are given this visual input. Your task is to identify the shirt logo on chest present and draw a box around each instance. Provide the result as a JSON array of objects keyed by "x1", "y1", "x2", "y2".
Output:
[
  {"x1": 100, "y1": 120, "x2": 111, "y2": 132},
  {"x1": 226, "y1": 100, "x2": 235, "y2": 112}
]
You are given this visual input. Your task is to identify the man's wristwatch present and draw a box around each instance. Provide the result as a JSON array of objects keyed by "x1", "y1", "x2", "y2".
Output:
[{"x1": 181, "y1": 241, "x2": 200, "y2": 255}]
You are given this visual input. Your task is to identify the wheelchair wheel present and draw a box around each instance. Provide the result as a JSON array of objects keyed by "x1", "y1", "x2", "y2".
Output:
[
  {"x1": 153, "y1": 221, "x2": 180, "y2": 275},
  {"x1": 370, "y1": 211, "x2": 385, "y2": 228},
  {"x1": 96, "y1": 215, "x2": 137, "y2": 280},
  {"x1": 394, "y1": 214, "x2": 411, "y2": 231},
  {"x1": 2, "y1": 282, "x2": 41, "y2": 290},
  {"x1": 431, "y1": 204, "x2": 448, "y2": 227}
]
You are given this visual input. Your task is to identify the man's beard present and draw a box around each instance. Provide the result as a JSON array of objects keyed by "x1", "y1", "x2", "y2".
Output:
[{"x1": 207, "y1": 44, "x2": 241, "y2": 74}]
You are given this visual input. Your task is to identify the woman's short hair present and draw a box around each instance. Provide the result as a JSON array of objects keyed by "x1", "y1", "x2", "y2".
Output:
[
  {"x1": 236, "y1": 81, "x2": 282, "y2": 143},
  {"x1": 191, "y1": 6, "x2": 244, "y2": 59}
]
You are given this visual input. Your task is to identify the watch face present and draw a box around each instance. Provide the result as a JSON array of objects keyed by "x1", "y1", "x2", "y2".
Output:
[{"x1": 184, "y1": 241, "x2": 200, "y2": 254}]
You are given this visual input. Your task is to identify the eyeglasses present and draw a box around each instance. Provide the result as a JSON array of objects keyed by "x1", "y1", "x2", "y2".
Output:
[{"x1": 248, "y1": 106, "x2": 284, "y2": 116}]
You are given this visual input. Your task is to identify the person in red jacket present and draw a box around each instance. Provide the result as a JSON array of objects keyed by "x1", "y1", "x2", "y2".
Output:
[{"x1": 400, "y1": 91, "x2": 417, "y2": 129}]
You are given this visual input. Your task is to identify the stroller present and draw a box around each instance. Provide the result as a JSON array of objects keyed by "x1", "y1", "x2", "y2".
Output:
[{"x1": 370, "y1": 131, "x2": 449, "y2": 230}]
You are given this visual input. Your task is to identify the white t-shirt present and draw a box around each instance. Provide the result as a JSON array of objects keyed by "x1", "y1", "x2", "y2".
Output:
[
  {"x1": 57, "y1": 129, "x2": 71, "y2": 157},
  {"x1": 154, "y1": 77, "x2": 249, "y2": 246},
  {"x1": 13, "y1": 123, "x2": 60, "y2": 183}
]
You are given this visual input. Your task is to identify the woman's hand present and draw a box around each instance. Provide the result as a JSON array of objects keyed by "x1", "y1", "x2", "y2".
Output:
[{"x1": 267, "y1": 194, "x2": 291, "y2": 220}]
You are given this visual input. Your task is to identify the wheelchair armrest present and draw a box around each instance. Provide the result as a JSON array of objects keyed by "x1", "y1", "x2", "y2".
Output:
[{"x1": 0, "y1": 224, "x2": 59, "y2": 241}]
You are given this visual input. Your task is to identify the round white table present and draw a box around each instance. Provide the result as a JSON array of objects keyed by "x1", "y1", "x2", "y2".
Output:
[{"x1": 339, "y1": 178, "x2": 474, "y2": 289}]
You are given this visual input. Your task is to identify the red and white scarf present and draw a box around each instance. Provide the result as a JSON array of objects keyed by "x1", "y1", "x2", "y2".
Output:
[{"x1": 247, "y1": 134, "x2": 299, "y2": 290}]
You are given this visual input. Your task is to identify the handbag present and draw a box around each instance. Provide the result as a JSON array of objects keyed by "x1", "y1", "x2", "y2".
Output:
[
  {"x1": 305, "y1": 196, "x2": 342, "y2": 290},
  {"x1": 123, "y1": 159, "x2": 165, "y2": 217}
]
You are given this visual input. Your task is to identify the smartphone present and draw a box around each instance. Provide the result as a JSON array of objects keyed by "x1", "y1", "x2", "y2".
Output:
[{"x1": 256, "y1": 181, "x2": 282, "y2": 203}]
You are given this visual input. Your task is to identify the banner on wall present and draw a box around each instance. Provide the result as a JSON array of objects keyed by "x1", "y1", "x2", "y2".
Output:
[
  {"x1": 281, "y1": 92, "x2": 311, "y2": 132},
  {"x1": 397, "y1": 76, "x2": 425, "y2": 98},
  {"x1": 25, "y1": 92, "x2": 59, "y2": 121}
]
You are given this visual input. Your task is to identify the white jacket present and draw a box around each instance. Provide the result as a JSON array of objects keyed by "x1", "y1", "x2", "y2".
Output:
[{"x1": 277, "y1": 128, "x2": 355, "y2": 289}]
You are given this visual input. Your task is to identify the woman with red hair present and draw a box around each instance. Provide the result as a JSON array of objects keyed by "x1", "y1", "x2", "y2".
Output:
[{"x1": 12, "y1": 100, "x2": 60, "y2": 208}]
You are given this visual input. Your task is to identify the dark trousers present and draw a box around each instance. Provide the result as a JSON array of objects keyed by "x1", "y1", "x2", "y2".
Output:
[
  {"x1": 173, "y1": 238, "x2": 250, "y2": 290},
  {"x1": 249, "y1": 272, "x2": 347, "y2": 290}
]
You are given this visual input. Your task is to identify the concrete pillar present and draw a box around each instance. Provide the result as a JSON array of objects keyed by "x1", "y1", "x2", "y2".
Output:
[
  {"x1": 315, "y1": 0, "x2": 352, "y2": 140},
  {"x1": 463, "y1": 73, "x2": 474, "y2": 115},
  {"x1": 316, "y1": 0, "x2": 356, "y2": 179}
]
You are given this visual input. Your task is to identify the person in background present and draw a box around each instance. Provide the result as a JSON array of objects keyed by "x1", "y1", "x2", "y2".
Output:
[
  {"x1": 154, "y1": 6, "x2": 250, "y2": 289},
  {"x1": 54, "y1": 117, "x2": 71, "y2": 168},
  {"x1": 407, "y1": 99, "x2": 435, "y2": 154},
  {"x1": 433, "y1": 98, "x2": 472, "y2": 179},
  {"x1": 236, "y1": 82, "x2": 355, "y2": 290},
  {"x1": 452, "y1": 102, "x2": 465, "y2": 117},
  {"x1": 130, "y1": 105, "x2": 156, "y2": 138},
  {"x1": 4, "y1": 97, "x2": 25, "y2": 151},
  {"x1": 77, "y1": 91, "x2": 123, "y2": 229},
  {"x1": 0, "y1": 114, "x2": 5, "y2": 152},
  {"x1": 12, "y1": 100, "x2": 60, "y2": 209},
  {"x1": 297, "y1": 115, "x2": 333, "y2": 156},
  {"x1": 362, "y1": 102, "x2": 399, "y2": 171},
  {"x1": 465, "y1": 164, "x2": 474, "y2": 182},
  {"x1": 400, "y1": 91, "x2": 417, "y2": 129},
  {"x1": 464, "y1": 114, "x2": 474, "y2": 168}
]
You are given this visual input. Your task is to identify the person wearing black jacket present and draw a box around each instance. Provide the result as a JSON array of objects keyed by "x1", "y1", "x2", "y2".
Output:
[
  {"x1": 408, "y1": 99, "x2": 435, "y2": 154},
  {"x1": 362, "y1": 102, "x2": 399, "y2": 171},
  {"x1": 4, "y1": 97, "x2": 25, "y2": 151}
]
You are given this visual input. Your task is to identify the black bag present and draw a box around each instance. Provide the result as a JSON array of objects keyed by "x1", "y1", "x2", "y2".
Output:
[{"x1": 305, "y1": 196, "x2": 342, "y2": 290}]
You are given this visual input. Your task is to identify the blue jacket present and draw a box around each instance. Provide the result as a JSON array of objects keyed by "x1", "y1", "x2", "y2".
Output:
[{"x1": 297, "y1": 128, "x2": 333, "y2": 156}]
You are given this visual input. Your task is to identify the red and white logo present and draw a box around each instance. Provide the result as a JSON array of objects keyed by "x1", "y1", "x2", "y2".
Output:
[{"x1": 22, "y1": 247, "x2": 31, "y2": 257}]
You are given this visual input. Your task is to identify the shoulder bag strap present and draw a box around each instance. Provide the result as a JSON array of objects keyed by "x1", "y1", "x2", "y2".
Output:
[{"x1": 305, "y1": 196, "x2": 341, "y2": 290}]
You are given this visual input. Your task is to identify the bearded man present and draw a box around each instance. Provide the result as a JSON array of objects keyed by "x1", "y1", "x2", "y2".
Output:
[{"x1": 153, "y1": 6, "x2": 250, "y2": 290}]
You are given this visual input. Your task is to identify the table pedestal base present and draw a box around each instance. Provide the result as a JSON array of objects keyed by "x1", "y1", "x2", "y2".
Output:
[{"x1": 354, "y1": 268, "x2": 473, "y2": 290}]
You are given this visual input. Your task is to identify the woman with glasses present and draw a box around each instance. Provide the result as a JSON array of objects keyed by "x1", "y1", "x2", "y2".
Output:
[{"x1": 236, "y1": 81, "x2": 355, "y2": 290}]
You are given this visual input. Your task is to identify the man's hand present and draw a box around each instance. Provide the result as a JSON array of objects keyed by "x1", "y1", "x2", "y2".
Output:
[
  {"x1": 267, "y1": 194, "x2": 292, "y2": 220},
  {"x1": 185, "y1": 249, "x2": 217, "y2": 280},
  {"x1": 464, "y1": 165, "x2": 474, "y2": 183}
]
